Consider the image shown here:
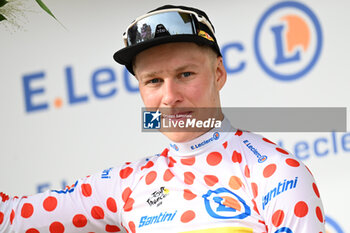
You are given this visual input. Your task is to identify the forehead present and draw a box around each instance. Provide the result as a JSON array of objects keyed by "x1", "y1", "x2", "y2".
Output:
[{"x1": 133, "y1": 42, "x2": 214, "y2": 77}]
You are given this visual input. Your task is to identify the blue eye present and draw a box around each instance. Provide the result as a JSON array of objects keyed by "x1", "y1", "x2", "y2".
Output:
[
  {"x1": 148, "y1": 78, "x2": 160, "y2": 84},
  {"x1": 182, "y1": 72, "x2": 192, "y2": 77},
  {"x1": 150, "y1": 79, "x2": 159, "y2": 83}
]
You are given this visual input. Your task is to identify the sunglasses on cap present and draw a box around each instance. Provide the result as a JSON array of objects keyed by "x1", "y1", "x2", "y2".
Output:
[{"x1": 123, "y1": 8, "x2": 216, "y2": 47}]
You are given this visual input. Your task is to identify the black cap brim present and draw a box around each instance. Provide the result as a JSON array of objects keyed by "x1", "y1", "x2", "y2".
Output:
[{"x1": 113, "y1": 34, "x2": 221, "y2": 75}]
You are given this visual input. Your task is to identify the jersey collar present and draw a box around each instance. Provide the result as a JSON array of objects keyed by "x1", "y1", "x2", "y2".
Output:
[{"x1": 167, "y1": 117, "x2": 234, "y2": 157}]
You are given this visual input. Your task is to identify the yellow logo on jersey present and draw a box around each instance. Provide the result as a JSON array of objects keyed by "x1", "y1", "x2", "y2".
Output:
[{"x1": 181, "y1": 226, "x2": 253, "y2": 233}]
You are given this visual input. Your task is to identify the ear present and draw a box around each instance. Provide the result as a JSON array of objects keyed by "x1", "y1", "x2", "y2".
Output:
[{"x1": 214, "y1": 56, "x2": 227, "y2": 91}]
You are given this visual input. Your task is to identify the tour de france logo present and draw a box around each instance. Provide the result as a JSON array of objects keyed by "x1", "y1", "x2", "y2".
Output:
[{"x1": 254, "y1": 1, "x2": 323, "y2": 81}]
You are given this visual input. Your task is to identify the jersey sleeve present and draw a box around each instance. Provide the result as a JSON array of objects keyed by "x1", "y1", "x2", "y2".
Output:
[
  {"x1": 0, "y1": 166, "x2": 126, "y2": 233},
  {"x1": 245, "y1": 135, "x2": 326, "y2": 232}
]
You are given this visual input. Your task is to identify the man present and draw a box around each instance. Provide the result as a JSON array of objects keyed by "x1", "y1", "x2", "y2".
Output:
[{"x1": 0, "y1": 5, "x2": 325, "y2": 233}]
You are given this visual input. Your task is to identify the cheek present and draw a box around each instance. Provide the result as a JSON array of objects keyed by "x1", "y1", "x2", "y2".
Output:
[
  {"x1": 140, "y1": 88, "x2": 161, "y2": 107},
  {"x1": 185, "y1": 80, "x2": 216, "y2": 104}
]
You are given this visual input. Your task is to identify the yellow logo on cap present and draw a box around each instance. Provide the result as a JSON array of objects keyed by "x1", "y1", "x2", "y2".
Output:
[{"x1": 198, "y1": 30, "x2": 214, "y2": 42}]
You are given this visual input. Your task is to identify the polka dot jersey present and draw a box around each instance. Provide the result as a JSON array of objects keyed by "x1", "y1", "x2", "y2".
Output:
[{"x1": 0, "y1": 118, "x2": 325, "y2": 232}]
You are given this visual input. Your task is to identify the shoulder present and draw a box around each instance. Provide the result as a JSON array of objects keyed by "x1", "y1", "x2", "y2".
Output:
[
  {"x1": 231, "y1": 129, "x2": 312, "y2": 184},
  {"x1": 231, "y1": 129, "x2": 290, "y2": 166}
]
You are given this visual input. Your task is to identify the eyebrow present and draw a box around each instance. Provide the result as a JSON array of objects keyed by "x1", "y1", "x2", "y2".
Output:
[
  {"x1": 139, "y1": 63, "x2": 200, "y2": 80},
  {"x1": 174, "y1": 63, "x2": 200, "y2": 73}
]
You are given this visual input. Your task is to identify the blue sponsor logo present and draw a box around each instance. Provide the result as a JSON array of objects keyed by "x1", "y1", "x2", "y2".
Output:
[
  {"x1": 51, "y1": 180, "x2": 78, "y2": 194},
  {"x1": 263, "y1": 177, "x2": 298, "y2": 210},
  {"x1": 191, "y1": 132, "x2": 220, "y2": 150},
  {"x1": 139, "y1": 210, "x2": 177, "y2": 228},
  {"x1": 243, "y1": 139, "x2": 268, "y2": 163},
  {"x1": 202, "y1": 187, "x2": 250, "y2": 219},
  {"x1": 143, "y1": 110, "x2": 161, "y2": 129},
  {"x1": 254, "y1": 1, "x2": 323, "y2": 81},
  {"x1": 274, "y1": 228, "x2": 293, "y2": 233},
  {"x1": 101, "y1": 167, "x2": 113, "y2": 179},
  {"x1": 23, "y1": 66, "x2": 139, "y2": 113},
  {"x1": 170, "y1": 144, "x2": 179, "y2": 151}
]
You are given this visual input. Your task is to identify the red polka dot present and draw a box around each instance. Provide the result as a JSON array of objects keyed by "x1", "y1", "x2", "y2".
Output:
[
  {"x1": 129, "y1": 221, "x2": 136, "y2": 233},
  {"x1": 244, "y1": 165, "x2": 250, "y2": 178},
  {"x1": 43, "y1": 196, "x2": 58, "y2": 212},
  {"x1": 181, "y1": 210, "x2": 195, "y2": 223},
  {"x1": 262, "y1": 137, "x2": 276, "y2": 145},
  {"x1": 313, "y1": 183, "x2": 320, "y2": 198},
  {"x1": 229, "y1": 176, "x2": 243, "y2": 190},
  {"x1": 81, "y1": 183, "x2": 92, "y2": 197},
  {"x1": 305, "y1": 165, "x2": 314, "y2": 176},
  {"x1": 91, "y1": 206, "x2": 104, "y2": 219},
  {"x1": 316, "y1": 206, "x2": 323, "y2": 223},
  {"x1": 120, "y1": 167, "x2": 133, "y2": 179},
  {"x1": 26, "y1": 228, "x2": 40, "y2": 233},
  {"x1": 232, "y1": 151, "x2": 242, "y2": 163},
  {"x1": 21, "y1": 203, "x2": 34, "y2": 218},
  {"x1": 207, "y1": 152, "x2": 222, "y2": 166},
  {"x1": 145, "y1": 171, "x2": 157, "y2": 185},
  {"x1": 235, "y1": 130, "x2": 243, "y2": 136},
  {"x1": 184, "y1": 172, "x2": 195, "y2": 185},
  {"x1": 181, "y1": 157, "x2": 195, "y2": 166},
  {"x1": 160, "y1": 148, "x2": 169, "y2": 157},
  {"x1": 49, "y1": 221, "x2": 65, "y2": 233},
  {"x1": 286, "y1": 158, "x2": 300, "y2": 167},
  {"x1": 263, "y1": 164, "x2": 277, "y2": 178},
  {"x1": 72, "y1": 214, "x2": 87, "y2": 228},
  {"x1": 10, "y1": 209, "x2": 14, "y2": 224},
  {"x1": 0, "y1": 211, "x2": 3, "y2": 224},
  {"x1": 124, "y1": 198, "x2": 134, "y2": 212},
  {"x1": 163, "y1": 169, "x2": 175, "y2": 181},
  {"x1": 0, "y1": 192, "x2": 9, "y2": 202},
  {"x1": 106, "y1": 224, "x2": 121, "y2": 232},
  {"x1": 223, "y1": 141, "x2": 228, "y2": 149},
  {"x1": 168, "y1": 157, "x2": 177, "y2": 167},
  {"x1": 251, "y1": 182, "x2": 258, "y2": 198},
  {"x1": 107, "y1": 197, "x2": 117, "y2": 213},
  {"x1": 252, "y1": 199, "x2": 260, "y2": 215},
  {"x1": 183, "y1": 189, "x2": 197, "y2": 200},
  {"x1": 294, "y1": 201, "x2": 309, "y2": 217},
  {"x1": 141, "y1": 161, "x2": 154, "y2": 170},
  {"x1": 276, "y1": 147, "x2": 289, "y2": 155},
  {"x1": 122, "y1": 188, "x2": 132, "y2": 202},
  {"x1": 272, "y1": 210, "x2": 285, "y2": 227},
  {"x1": 204, "y1": 175, "x2": 219, "y2": 186}
]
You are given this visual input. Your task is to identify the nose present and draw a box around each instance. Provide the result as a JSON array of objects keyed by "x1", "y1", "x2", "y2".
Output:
[{"x1": 161, "y1": 79, "x2": 183, "y2": 107}]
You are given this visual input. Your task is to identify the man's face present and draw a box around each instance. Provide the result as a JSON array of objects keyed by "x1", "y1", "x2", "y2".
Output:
[{"x1": 134, "y1": 42, "x2": 227, "y2": 142}]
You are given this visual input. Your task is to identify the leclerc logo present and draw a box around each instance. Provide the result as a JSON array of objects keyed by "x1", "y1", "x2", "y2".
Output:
[
  {"x1": 254, "y1": 1, "x2": 323, "y2": 81},
  {"x1": 22, "y1": 66, "x2": 139, "y2": 113},
  {"x1": 325, "y1": 215, "x2": 345, "y2": 233}
]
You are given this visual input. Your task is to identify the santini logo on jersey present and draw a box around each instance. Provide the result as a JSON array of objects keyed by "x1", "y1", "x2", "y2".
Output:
[
  {"x1": 243, "y1": 140, "x2": 268, "y2": 163},
  {"x1": 139, "y1": 211, "x2": 177, "y2": 228},
  {"x1": 191, "y1": 132, "x2": 220, "y2": 150},
  {"x1": 263, "y1": 177, "x2": 298, "y2": 210}
]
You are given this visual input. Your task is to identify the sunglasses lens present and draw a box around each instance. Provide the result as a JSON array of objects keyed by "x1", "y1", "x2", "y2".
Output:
[{"x1": 127, "y1": 11, "x2": 197, "y2": 46}]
